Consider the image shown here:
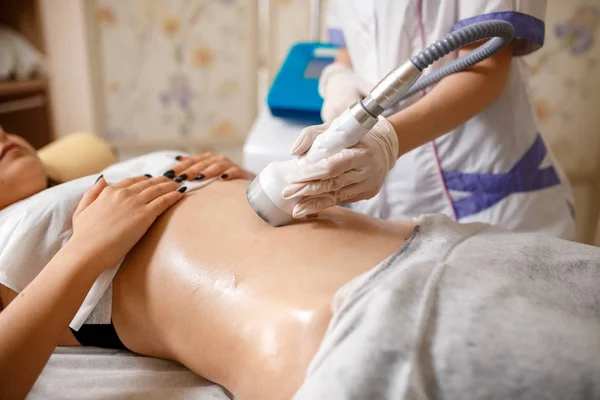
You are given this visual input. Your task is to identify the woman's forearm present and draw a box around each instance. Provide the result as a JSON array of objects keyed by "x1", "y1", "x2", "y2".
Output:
[
  {"x1": 388, "y1": 42, "x2": 513, "y2": 157},
  {"x1": 0, "y1": 242, "x2": 104, "y2": 399}
]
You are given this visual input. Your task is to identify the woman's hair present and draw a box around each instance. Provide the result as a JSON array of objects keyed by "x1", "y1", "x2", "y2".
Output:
[{"x1": 47, "y1": 178, "x2": 58, "y2": 189}]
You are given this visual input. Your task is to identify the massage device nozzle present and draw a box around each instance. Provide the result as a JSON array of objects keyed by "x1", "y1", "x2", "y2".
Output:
[{"x1": 246, "y1": 61, "x2": 422, "y2": 227}]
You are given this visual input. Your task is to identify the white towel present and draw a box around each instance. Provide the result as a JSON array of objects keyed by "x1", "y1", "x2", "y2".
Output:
[{"x1": 29, "y1": 347, "x2": 231, "y2": 399}]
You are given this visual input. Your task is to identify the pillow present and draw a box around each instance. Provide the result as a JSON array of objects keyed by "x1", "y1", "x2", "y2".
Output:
[{"x1": 37, "y1": 133, "x2": 118, "y2": 183}]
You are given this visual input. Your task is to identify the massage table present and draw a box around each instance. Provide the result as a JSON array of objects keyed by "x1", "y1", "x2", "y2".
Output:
[{"x1": 29, "y1": 347, "x2": 231, "y2": 399}]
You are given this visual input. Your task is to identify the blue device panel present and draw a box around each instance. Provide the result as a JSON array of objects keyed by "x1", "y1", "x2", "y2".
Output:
[{"x1": 267, "y1": 42, "x2": 338, "y2": 124}]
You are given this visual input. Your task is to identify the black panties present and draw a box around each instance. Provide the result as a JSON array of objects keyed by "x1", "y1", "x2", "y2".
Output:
[{"x1": 70, "y1": 322, "x2": 127, "y2": 350}]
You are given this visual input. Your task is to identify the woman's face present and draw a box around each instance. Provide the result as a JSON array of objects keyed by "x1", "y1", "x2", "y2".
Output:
[{"x1": 0, "y1": 127, "x2": 47, "y2": 210}]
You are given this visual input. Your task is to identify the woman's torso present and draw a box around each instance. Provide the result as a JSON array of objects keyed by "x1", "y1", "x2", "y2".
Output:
[
  {"x1": 112, "y1": 180, "x2": 413, "y2": 399},
  {"x1": 330, "y1": 0, "x2": 574, "y2": 238}
]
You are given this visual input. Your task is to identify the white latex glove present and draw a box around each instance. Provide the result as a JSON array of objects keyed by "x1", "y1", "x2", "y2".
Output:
[
  {"x1": 319, "y1": 63, "x2": 373, "y2": 123},
  {"x1": 284, "y1": 116, "x2": 399, "y2": 218}
]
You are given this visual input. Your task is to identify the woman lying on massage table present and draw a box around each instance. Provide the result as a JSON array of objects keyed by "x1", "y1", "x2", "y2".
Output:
[{"x1": 1, "y1": 127, "x2": 600, "y2": 400}]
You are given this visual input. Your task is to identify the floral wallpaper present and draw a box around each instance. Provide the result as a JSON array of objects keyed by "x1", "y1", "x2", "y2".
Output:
[
  {"x1": 525, "y1": 2, "x2": 600, "y2": 243},
  {"x1": 526, "y1": 3, "x2": 600, "y2": 179},
  {"x1": 267, "y1": 0, "x2": 311, "y2": 79},
  {"x1": 92, "y1": 0, "x2": 258, "y2": 144},
  {"x1": 267, "y1": 0, "x2": 330, "y2": 80}
]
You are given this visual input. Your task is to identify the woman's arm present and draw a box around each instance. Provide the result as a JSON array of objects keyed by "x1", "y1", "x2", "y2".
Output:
[
  {"x1": 279, "y1": 41, "x2": 516, "y2": 216},
  {"x1": 388, "y1": 41, "x2": 514, "y2": 157},
  {"x1": 0, "y1": 175, "x2": 184, "y2": 399},
  {"x1": 0, "y1": 244, "x2": 107, "y2": 398}
]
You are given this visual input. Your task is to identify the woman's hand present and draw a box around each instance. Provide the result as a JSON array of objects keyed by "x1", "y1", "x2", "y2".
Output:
[
  {"x1": 283, "y1": 117, "x2": 399, "y2": 218},
  {"x1": 164, "y1": 152, "x2": 256, "y2": 182},
  {"x1": 319, "y1": 63, "x2": 373, "y2": 123},
  {"x1": 70, "y1": 175, "x2": 185, "y2": 270}
]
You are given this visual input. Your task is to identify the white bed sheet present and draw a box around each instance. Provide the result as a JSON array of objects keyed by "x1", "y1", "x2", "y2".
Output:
[{"x1": 28, "y1": 347, "x2": 232, "y2": 400}]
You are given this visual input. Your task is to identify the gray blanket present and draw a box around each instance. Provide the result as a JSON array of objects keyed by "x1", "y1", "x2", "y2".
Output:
[{"x1": 294, "y1": 214, "x2": 600, "y2": 400}]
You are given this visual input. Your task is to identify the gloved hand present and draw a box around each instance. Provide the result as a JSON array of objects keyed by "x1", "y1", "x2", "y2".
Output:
[
  {"x1": 319, "y1": 63, "x2": 373, "y2": 123},
  {"x1": 283, "y1": 116, "x2": 399, "y2": 218}
]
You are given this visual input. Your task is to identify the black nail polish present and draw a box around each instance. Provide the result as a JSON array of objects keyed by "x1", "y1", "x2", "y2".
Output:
[
  {"x1": 175, "y1": 178, "x2": 183, "y2": 183},
  {"x1": 163, "y1": 170, "x2": 175, "y2": 179},
  {"x1": 194, "y1": 174, "x2": 205, "y2": 180},
  {"x1": 175, "y1": 155, "x2": 183, "y2": 161},
  {"x1": 220, "y1": 174, "x2": 228, "y2": 179},
  {"x1": 144, "y1": 174, "x2": 152, "y2": 178},
  {"x1": 95, "y1": 174, "x2": 104, "y2": 183},
  {"x1": 177, "y1": 174, "x2": 188, "y2": 180},
  {"x1": 178, "y1": 186, "x2": 188, "y2": 193}
]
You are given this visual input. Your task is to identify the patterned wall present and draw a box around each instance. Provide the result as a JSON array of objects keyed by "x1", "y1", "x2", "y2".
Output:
[
  {"x1": 266, "y1": 0, "x2": 329, "y2": 81},
  {"x1": 91, "y1": 0, "x2": 258, "y2": 148},
  {"x1": 527, "y1": 3, "x2": 600, "y2": 179},
  {"x1": 267, "y1": 0, "x2": 310, "y2": 82},
  {"x1": 525, "y1": 2, "x2": 600, "y2": 244}
]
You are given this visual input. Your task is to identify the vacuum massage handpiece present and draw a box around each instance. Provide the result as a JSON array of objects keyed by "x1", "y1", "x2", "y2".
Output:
[{"x1": 247, "y1": 20, "x2": 515, "y2": 227}]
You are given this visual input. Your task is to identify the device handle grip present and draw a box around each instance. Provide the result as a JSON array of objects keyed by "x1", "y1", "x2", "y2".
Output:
[{"x1": 298, "y1": 109, "x2": 371, "y2": 167}]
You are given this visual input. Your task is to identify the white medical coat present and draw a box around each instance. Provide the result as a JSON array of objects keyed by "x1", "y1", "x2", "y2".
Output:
[{"x1": 327, "y1": 0, "x2": 575, "y2": 240}]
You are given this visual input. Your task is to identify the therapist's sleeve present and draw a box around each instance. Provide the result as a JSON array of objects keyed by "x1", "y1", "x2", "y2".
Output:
[
  {"x1": 326, "y1": 1, "x2": 346, "y2": 47},
  {"x1": 454, "y1": 0, "x2": 547, "y2": 56}
]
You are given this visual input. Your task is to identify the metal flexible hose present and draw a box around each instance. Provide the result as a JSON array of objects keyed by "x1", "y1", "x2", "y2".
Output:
[{"x1": 405, "y1": 20, "x2": 515, "y2": 99}]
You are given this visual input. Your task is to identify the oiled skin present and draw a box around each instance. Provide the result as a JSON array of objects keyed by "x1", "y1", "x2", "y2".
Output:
[{"x1": 112, "y1": 180, "x2": 413, "y2": 399}]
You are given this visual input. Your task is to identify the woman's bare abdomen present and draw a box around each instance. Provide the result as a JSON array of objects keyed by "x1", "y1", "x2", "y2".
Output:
[{"x1": 112, "y1": 180, "x2": 413, "y2": 399}]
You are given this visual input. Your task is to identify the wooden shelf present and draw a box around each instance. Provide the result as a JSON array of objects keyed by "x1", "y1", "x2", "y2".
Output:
[
  {"x1": 0, "y1": 78, "x2": 48, "y2": 99},
  {"x1": 0, "y1": 0, "x2": 53, "y2": 147}
]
